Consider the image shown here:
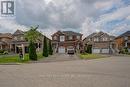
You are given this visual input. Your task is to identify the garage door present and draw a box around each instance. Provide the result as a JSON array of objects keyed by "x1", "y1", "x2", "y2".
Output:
[
  {"x1": 92, "y1": 48, "x2": 100, "y2": 53},
  {"x1": 58, "y1": 46, "x2": 65, "y2": 53},
  {"x1": 101, "y1": 49, "x2": 109, "y2": 53}
]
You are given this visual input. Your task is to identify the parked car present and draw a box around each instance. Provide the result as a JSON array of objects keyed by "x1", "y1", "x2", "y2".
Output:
[{"x1": 67, "y1": 48, "x2": 75, "y2": 55}]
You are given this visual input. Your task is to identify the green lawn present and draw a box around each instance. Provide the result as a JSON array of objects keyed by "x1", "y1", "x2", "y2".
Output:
[
  {"x1": 0, "y1": 52, "x2": 43, "y2": 64},
  {"x1": 79, "y1": 53, "x2": 106, "y2": 59}
]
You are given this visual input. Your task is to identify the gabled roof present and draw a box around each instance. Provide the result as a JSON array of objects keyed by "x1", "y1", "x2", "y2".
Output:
[
  {"x1": 83, "y1": 31, "x2": 115, "y2": 41},
  {"x1": 116, "y1": 31, "x2": 130, "y2": 38},
  {"x1": 13, "y1": 29, "x2": 24, "y2": 35},
  {"x1": 83, "y1": 33, "x2": 96, "y2": 41},
  {"x1": 52, "y1": 31, "x2": 82, "y2": 36},
  {"x1": 62, "y1": 31, "x2": 82, "y2": 36},
  {"x1": 0, "y1": 33, "x2": 12, "y2": 38},
  {"x1": 94, "y1": 31, "x2": 105, "y2": 37}
]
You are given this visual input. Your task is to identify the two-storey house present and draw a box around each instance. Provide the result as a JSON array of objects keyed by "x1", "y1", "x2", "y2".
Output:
[
  {"x1": 115, "y1": 31, "x2": 130, "y2": 52},
  {"x1": 52, "y1": 31, "x2": 83, "y2": 53},
  {"x1": 83, "y1": 31, "x2": 115, "y2": 54},
  {"x1": 0, "y1": 33, "x2": 12, "y2": 51},
  {"x1": 10, "y1": 29, "x2": 50, "y2": 53}
]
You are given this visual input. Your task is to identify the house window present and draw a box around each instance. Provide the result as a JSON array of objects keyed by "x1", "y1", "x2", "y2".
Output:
[
  {"x1": 69, "y1": 36, "x2": 73, "y2": 40},
  {"x1": 88, "y1": 38, "x2": 91, "y2": 41},
  {"x1": 94, "y1": 37, "x2": 99, "y2": 42},
  {"x1": 110, "y1": 38, "x2": 113, "y2": 41},
  {"x1": 124, "y1": 36, "x2": 128, "y2": 40},
  {"x1": 21, "y1": 37, "x2": 24, "y2": 40},
  {"x1": 54, "y1": 36, "x2": 57, "y2": 40},
  {"x1": 14, "y1": 37, "x2": 17, "y2": 40},
  {"x1": 60, "y1": 35, "x2": 65, "y2": 42},
  {"x1": 77, "y1": 36, "x2": 80, "y2": 40},
  {"x1": 103, "y1": 37, "x2": 108, "y2": 41}
]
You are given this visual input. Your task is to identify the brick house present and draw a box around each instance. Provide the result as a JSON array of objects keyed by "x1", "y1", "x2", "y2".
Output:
[
  {"x1": 115, "y1": 31, "x2": 130, "y2": 52},
  {"x1": 51, "y1": 31, "x2": 83, "y2": 53},
  {"x1": 0, "y1": 33, "x2": 12, "y2": 51},
  {"x1": 83, "y1": 31, "x2": 115, "y2": 54},
  {"x1": 0, "y1": 29, "x2": 50, "y2": 53},
  {"x1": 10, "y1": 30, "x2": 30, "y2": 53},
  {"x1": 10, "y1": 29, "x2": 46, "y2": 53}
]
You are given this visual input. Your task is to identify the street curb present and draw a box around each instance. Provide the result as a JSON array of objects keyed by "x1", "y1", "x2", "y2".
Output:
[{"x1": 0, "y1": 63, "x2": 22, "y2": 65}]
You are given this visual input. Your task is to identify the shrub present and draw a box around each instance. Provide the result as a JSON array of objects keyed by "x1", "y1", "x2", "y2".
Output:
[
  {"x1": 3, "y1": 51, "x2": 8, "y2": 54},
  {"x1": 119, "y1": 47, "x2": 129, "y2": 54},
  {"x1": 48, "y1": 40, "x2": 53, "y2": 55},
  {"x1": 0, "y1": 50, "x2": 4, "y2": 53},
  {"x1": 124, "y1": 47, "x2": 129, "y2": 54},
  {"x1": 29, "y1": 41, "x2": 37, "y2": 60},
  {"x1": 42, "y1": 36, "x2": 48, "y2": 57}
]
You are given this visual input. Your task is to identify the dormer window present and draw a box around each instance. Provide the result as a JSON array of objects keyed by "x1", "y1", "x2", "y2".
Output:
[
  {"x1": 124, "y1": 36, "x2": 128, "y2": 40},
  {"x1": 103, "y1": 37, "x2": 108, "y2": 41},
  {"x1": 21, "y1": 37, "x2": 24, "y2": 40},
  {"x1": 69, "y1": 36, "x2": 73, "y2": 40},
  {"x1": 14, "y1": 37, "x2": 17, "y2": 40},
  {"x1": 110, "y1": 38, "x2": 113, "y2": 41},
  {"x1": 77, "y1": 36, "x2": 80, "y2": 40},
  {"x1": 54, "y1": 36, "x2": 57, "y2": 40},
  {"x1": 94, "y1": 37, "x2": 99, "y2": 42},
  {"x1": 60, "y1": 35, "x2": 65, "y2": 42},
  {"x1": 88, "y1": 38, "x2": 91, "y2": 41}
]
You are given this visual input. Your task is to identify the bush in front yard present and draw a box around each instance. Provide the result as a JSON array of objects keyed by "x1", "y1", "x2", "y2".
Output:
[
  {"x1": 48, "y1": 40, "x2": 53, "y2": 55},
  {"x1": 0, "y1": 50, "x2": 8, "y2": 55},
  {"x1": 0, "y1": 50, "x2": 4, "y2": 54},
  {"x1": 119, "y1": 47, "x2": 129, "y2": 54},
  {"x1": 3, "y1": 51, "x2": 8, "y2": 55},
  {"x1": 124, "y1": 47, "x2": 129, "y2": 54},
  {"x1": 42, "y1": 36, "x2": 48, "y2": 57},
  {"x1": 29, "y1": 41, "x2": 37, "y2": 60}
]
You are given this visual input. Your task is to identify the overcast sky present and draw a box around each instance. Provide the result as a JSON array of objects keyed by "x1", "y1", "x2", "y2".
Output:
[{"x1": 0, "y1": 0, "x2": 130, "y2": 38}]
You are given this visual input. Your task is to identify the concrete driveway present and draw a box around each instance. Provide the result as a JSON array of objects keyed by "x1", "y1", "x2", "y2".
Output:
[
  {"x1": 35, "y1": 54, "x2": 80, "y2": 63},
  {"x1": 0, "y1": 55, "x2": 130, "y2": 87}
]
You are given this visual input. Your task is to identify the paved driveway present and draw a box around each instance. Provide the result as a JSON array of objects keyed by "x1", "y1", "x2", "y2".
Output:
[
  {"x1": 0, "y1": 55, "x2": 130, "y2": 87},
  {"x1": 34, "y1": 54, "x2": 80, "y2": 63}
]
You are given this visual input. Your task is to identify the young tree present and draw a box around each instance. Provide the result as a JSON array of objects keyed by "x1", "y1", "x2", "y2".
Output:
[
  {"x1": 29, "y1": 41, "x2": 37, "y2": 60},
  {"x1": 25, "y1": 25, "x2": 42, "y2": 60},
  {"x1": 42, "y1": 36, "x2": 48, "y2": 57},
  {"x1": 48, "y1": 40, "x2": 53, "y2": 55}
]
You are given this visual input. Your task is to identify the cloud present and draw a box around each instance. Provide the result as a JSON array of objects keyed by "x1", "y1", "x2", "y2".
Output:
[
  {"x1": 0, "y1": 0, "x2": 129, "y2": 37},
  {"x1": 80, "y1": 17, "x2": 101, "y2": 38},
  {"x1": 0, "y1": 19, "x2": 28, "y2": 33},
  {"x1": 110, "y1": 24, "x2": 130, "y2": 35},
  {"x1": 98, "y1": 5, "x2": 130, "y2": 24},
  {"x1": 94, "y1": 1, "x2": 114, "y2": 10},
  {"x1": 94, "y1": 0, "x2": 123, "y2": 11},
  {"x1": 126, "y1": 15, "x2": 130, "y2": 20}
]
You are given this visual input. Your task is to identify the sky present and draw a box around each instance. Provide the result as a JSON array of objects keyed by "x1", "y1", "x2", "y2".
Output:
[{"x1": 0, "y1": 0, "x2": 130, "y2": 39}]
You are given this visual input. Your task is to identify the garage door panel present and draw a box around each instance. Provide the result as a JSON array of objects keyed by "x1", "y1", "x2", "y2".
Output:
[
  {"x1": 102, "y1": 49, "x2": 109, "y2": 53},
  {"x1": 58, "y1": 47, "x2": 65, "y2": 53},
  {"x1": 92, "y1": 49, "x2": 100, "y2": 53}
]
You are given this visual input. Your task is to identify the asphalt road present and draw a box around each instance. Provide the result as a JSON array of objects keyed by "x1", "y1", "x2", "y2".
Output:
[{"x1": 0, "y1": 55, "x2": 130, "y2": 87}]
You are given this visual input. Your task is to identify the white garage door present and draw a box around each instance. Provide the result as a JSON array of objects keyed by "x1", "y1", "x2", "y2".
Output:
[
  {"x1": 102, "y1": 49, "x2": 109, "y2": 53},
  {"x1": 128, "y1": 49, "x2": 130, "y2": 52},
  {"x1": 92, "y1": 48, "x2": 100, "y2": 53},
  {"x1": 58, "y1": 46, "x2": 65, "y2": 53}
]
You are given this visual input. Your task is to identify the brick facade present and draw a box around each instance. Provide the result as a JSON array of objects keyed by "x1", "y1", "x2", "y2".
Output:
[{"x1": 52, "y1": 31, "x2": 83, "y2": 53}]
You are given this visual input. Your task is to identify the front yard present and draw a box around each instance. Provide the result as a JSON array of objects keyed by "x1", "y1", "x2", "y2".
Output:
[
  {"x1": 0, "y1": 52, "x2": 43, "y2": 64},
  {"x1": 79, "y1": 53, "x2": 107, "y2": 59}
]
